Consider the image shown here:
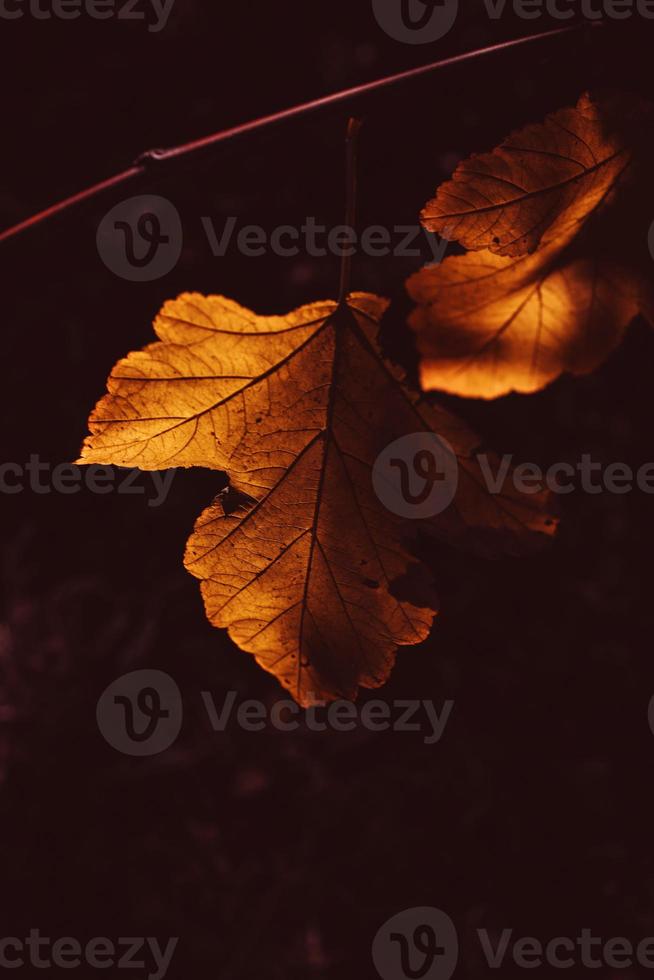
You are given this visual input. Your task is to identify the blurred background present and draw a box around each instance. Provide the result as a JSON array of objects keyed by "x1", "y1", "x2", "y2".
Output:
[{"x1": 2, "y1": 2, "x2": 654, "y2": 976}]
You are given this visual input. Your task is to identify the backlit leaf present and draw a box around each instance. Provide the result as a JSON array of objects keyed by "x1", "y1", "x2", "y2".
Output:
[
  {"x1": 80, "y1": 292, "x2": 555, "y2": 703},
  {"x1": 408, "y1": 237, "x2": 644, "y2": 398},
  {"x1": 410, "y1": 93, "x2": 654, "y2": 398},
  {"x1": 421, "y1": 93, "x2": 634, "y2": 257}
]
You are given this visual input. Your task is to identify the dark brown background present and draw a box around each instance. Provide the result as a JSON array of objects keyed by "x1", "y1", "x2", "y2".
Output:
[{"x1": 2, "y1": 2, "x2": 654, "y2": 977}]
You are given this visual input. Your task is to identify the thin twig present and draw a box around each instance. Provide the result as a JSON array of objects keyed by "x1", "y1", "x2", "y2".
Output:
[
  {"x1": 338, "y1": 118, "x2": 362, "y2": 305},
  {"x1": 0, "y1": 24, "x2": 592, "y2": 247}
]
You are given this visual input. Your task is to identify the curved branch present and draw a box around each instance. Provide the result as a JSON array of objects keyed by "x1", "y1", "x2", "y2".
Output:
[{"x1": 0, "y1": 24, "x2": 593, "y2": 247}]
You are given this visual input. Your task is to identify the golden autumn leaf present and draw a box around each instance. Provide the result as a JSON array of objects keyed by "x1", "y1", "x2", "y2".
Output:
[
  {"x1": 408, "y1": 237, "x2": 645, "y2": 399},
  {"x1": 79, "y1": 291, "x2": 555, "y2": 704},
  {"x1": 410, "y1": 92, "x2": 654, "y2": 399},
  {"x1": 421, "y1": 93, "x2": 634, "y2": 257}
]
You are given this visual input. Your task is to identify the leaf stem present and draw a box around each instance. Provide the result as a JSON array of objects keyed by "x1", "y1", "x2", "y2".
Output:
[
  {"x1": 338, "y1": 118, "x2": 362, "y2": 306},
  {"x1": 0, "y1": 24, "x2": 594, "y2": 247}
]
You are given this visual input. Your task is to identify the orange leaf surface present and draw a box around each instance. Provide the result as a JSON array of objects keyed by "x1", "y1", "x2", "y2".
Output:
[
  {"x1": 408, "y1": 239, "x2": 645, "y2": 399},
  {"x1": 410, "y1": 93, "x2": 654, "y2": 398},
  {"x1": 80, "y1": 292, "x2": 555, "y2": 704},
  {"x1": 421, "y1": 93, "x2": 633, "y2": 257}
]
